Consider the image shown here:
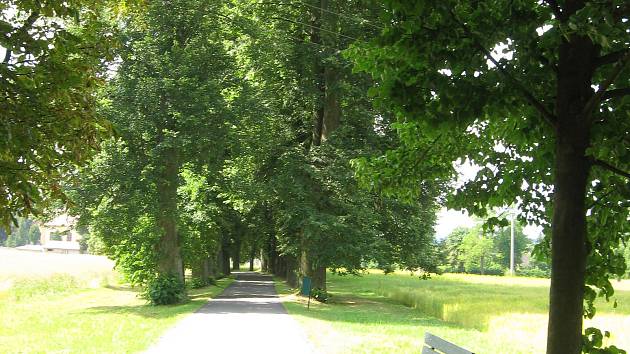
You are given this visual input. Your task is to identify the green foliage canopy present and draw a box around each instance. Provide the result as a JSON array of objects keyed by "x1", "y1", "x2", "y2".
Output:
[{"x1": 0, "y1": 0, "x2": 120, "y2": 228}]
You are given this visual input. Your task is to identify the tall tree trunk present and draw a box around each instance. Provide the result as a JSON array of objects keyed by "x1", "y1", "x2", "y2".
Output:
[
  {"x1": 207, "y1": 254, "x2": 218, "y2": 278},
  {"x1": 216, "y1": 245, "x2": 224, "y2": 277},
  {"x1": 156, "y1": 146, "x2": 183, "y2": 281},
  {"x1": 322, "y1": 66, "x2": 340, "y2": 141},
  {"x1": 287, "y1": 256, "x2": 298, "y2": 288},
  {"x1": 300, "y1": 250, "x2": 326, "y2": 290},
  {"x1": 298, "y1": 0, "x2": 340, "y2": 291},
  {"x1": 310, "y1": 0, "x2": 325, "y2": 148},
  {"x1": 232, "y1": 243, "x2": 241, "y2": 271},
  {"x1": 249, "y1": 244, "x2": 256, "y2": 271},
  {"x1": 192, "y1": 257, "x2": 209, "y2": 283},
  {"x1": 221, "y1": 237, "x2": 231, "y2": 276},
  {"x1": 546, "y1": 24, "x2": 595, "y2": 354}
]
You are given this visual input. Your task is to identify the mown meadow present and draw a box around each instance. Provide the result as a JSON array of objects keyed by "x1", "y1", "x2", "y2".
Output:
[
  {"x1": 278, "y1": 271, "x2": 630, "y2": 354},
  {"x1": 0, "y1": 248, "x2": 233, "y2": 353}
]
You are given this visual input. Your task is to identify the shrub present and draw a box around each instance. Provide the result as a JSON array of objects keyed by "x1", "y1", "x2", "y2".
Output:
[
  {"x1": 466, "y1": 263, "x2": 505, "y2": 276},
  {"x1": 518, "y1": 266, "x2": 550, "y2": 278},
  {"x1": 207, "y1": 277, "x2": 217, "y2": 285},
  {"x1": 311, "y1": 288, "x2": 330, "y2": 303},
  {"x1": 142, "y1": 274, "x2": 187, "y2": 305},
  {"x1": 188, "y1": 277, "x2": 206, "y2": 289}
]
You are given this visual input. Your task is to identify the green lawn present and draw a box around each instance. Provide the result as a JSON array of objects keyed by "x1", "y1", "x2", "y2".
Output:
[
  {"x1": 0, "y1": 272, "x2": 233, "y2": 353},
  {"x1": 276, "y1": 272, "x2": 630, "y2": 354}
]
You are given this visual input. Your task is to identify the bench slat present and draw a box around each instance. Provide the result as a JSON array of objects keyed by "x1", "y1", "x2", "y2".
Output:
[
  {"x1": 422, "y1": 346, "x2": 440, "y2": 354},
  {"x1": 424, "y1": 332, "x2": 474, "y2": 354}
]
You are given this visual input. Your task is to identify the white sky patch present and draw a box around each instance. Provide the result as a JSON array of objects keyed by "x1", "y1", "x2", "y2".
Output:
[
  {"x1": 436, "y1": 207, "x2": 544, "y2": 240},
  {"x1": 438, "y1": 68, "x2": 452, "y2": 77},
  {"x1": 435, "y1": 208, "x2": 476, "y2": 239},
  {"x1": 487, "y1": 40, "x2": 514, "y2": 69},
  {"x1": 454, "y1": 158, "x2": 480, "y2": 188},
  {"x1": 536, "y1": 24, "x2": 553, "y2": 36}
]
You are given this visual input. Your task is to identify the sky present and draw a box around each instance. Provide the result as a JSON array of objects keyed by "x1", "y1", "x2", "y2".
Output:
[
  {"x1": 435, "y1": 161, "x2": 544, "y2": 240},
  {"x1": 434, "y1": 208, "x2": 543, "y2": 240}
]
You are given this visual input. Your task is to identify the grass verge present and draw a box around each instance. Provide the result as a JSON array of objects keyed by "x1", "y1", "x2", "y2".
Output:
[
  {"x1": 275, "y1": 272, "x2": 630, "y2": 354},
  {"x1": 0, "y1": 276, "x2": 234, "y2": 353}
]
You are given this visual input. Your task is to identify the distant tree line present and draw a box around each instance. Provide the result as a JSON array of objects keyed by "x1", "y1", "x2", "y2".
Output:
[
  {"x1": 437, "y1": 222, "x2": 549, "y2": 277},
  {"x1": 0, "y1": 218, "x2": 40, "y2": 248}
]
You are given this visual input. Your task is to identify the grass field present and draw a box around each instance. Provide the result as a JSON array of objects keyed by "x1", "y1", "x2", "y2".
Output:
[
  {"x1": 277, "y1": 271, "x2": 630, "y2": 354},
  {"x1": 0, "y1": 248, "x2": 233, "y2": 353}
]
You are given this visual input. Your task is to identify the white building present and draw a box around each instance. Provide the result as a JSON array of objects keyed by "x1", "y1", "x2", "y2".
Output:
[{"x1": 39, "y1": 214, "x2": 82, "y2": 254}]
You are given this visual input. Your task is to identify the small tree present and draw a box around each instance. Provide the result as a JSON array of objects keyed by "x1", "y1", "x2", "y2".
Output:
[
  {"x1": 443, "y1": 227, "x2": 469, "y2": 272},
  {"x1": 458, "y1": 228, "x2": 498, "y2": 275},
  {"x1": 28, "y1": 224, "x2": 40, "y2": 245}
]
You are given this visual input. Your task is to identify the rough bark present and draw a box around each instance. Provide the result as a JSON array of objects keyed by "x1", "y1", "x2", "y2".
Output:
[
  {"x1": 298, "y1": 0, "x2": 340, "y2": 291},
  {"x1": 207, "y1": 254, "x2": 218, "y2": 278},
  {"x1": 300, "y1": 250, "x2": 326, "y2": 290},
  {"x1": 232, "y1": 243, "x2": 241, "y2": 271},
  {"x1": 156, "y1": 146, "x2": 184, "y2": 281},
  {"x1": 261, "y1": 249, "x2": 268, "y2": 273},
  {"x1": 221, "y1": 238, "x2": 231, "y2": 276},
  {"x1": 322, "y1": 67, "x2": 341, "y2": 141},
  {"x1": 192, "y1": 257, "x2": 209, "y2": 282},
  {"x1": 249, "y1": 244, "x2": 256, "y2": 271},
  {"x1": 310, "y1": 0, "x2": 325, "y2": 148},
  {"x1": 216, "y1": 245, "x2": 224, "y2": 277},
  {"x1": 261, "y1": 206, "x2": 276, "y2": 273},
  {"x1": 546, "y1": 23, "x2": 595, "y2": 354},
  {"x1": 286, "y1": 255, "x2": 298, "y2": 288}
]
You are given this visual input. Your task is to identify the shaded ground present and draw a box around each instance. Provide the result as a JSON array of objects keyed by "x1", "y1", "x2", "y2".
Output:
[{"x1": 146, "y1": 272, "x2": 316, "y2": 354}]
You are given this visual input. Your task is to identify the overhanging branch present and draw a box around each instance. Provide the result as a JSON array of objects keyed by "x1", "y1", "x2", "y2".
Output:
[
  {"x1": 595, "y1": 49, "x2": 629, "y2": 67},
  {"x1": 602, "y1": 87, "x2": 630, "y2": 101},
  {"x1": 2, "y1": 10, "x2": 40, "y2": 65},
  {"x1": 591, "y1": 158, "x2": 630, "y2": 180},
  {"x1": 583, "y1": 51, "x2": 630, "y2": 121}
]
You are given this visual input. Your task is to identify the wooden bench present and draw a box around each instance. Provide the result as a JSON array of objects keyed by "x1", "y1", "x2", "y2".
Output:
[{"x1": 422, "y1": 332, "x2": 475, "y2": 354}]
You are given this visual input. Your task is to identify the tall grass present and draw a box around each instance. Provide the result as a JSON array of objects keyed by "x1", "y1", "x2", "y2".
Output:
[
  {"x1": 0, "y1": 271, "x2": 119, "y2": 303},
  {"x1": 324, "y1": 271, "x2": 630, "y2": 349}
]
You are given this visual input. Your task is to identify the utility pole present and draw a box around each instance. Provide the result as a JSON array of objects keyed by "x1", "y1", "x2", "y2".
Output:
[{"x1": 510, "y1": 207, "x2": 516, "y2": 276}]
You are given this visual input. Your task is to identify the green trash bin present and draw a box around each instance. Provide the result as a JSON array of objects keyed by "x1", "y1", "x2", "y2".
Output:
[{"x1": 301, "y1": 276, "x2": 312, "y2": 296}]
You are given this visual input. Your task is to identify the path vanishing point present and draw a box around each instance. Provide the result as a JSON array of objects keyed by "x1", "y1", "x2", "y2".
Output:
[{"x1": 146, "y1": 272, "x2": 317, "y2": 354}]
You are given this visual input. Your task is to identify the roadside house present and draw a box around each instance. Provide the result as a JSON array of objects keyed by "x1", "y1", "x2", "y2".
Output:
[{"x1": 39, "y1": 214, "x2": 82, "y2": 254}]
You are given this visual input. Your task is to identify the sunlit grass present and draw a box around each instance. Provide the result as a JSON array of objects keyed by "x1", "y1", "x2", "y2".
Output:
[
  {"x1": 277, "y1": 272, "x2": 630, "y2": 353},
  {"x1": 0, "y1": 249, "x2": 234, "y2": 353},
  {"x1": 0, "y1": 276, "x2": 234, "y2": 353}
]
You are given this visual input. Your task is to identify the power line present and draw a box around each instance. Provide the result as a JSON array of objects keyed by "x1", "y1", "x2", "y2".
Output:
[
  {"x1": 220, "y1": 6, "x2": 352, "y2": 55},
  {"x1": 271, "y1": 15, "x2": 360, "y2": 42},
  {"x1": 288, "y1": 0, "x2": 385, "y2": 31},
  {"x1": 251, "y1": 1, "x2": 385, "y2": 33}
]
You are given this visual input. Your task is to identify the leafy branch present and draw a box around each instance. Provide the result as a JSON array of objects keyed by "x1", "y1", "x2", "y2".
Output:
[
  {"x1": 583, "y1": 51, "x2": 630, "y2": 122},
  {"x1": 3, "y1": 10, "x2": 40, "y2": 64},
  {"x1": 595, "y1": 49, "x2": 629, "y2": 67},
  {"x1": 445, "y1": 7, "x2": 558, "y2": 128},
  {"x1": 602, "y1": 87, "x2": 630, "y2": 101},
  {"x1": 590, "y1": 158, "x2": 630, "y2": 180},
  {"x1": 543, "y1": 0, "x2": 566, "y2": 21}
]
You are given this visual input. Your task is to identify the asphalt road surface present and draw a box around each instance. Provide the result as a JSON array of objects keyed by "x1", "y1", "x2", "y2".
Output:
[{"x1": 145, "y1": 272, "x2": 316, "y2": 354}]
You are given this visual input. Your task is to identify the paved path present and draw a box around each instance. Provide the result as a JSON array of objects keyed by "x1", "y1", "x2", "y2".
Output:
[{"x1": 145, "y1": 272, "x2": 316, "y2": 354}]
